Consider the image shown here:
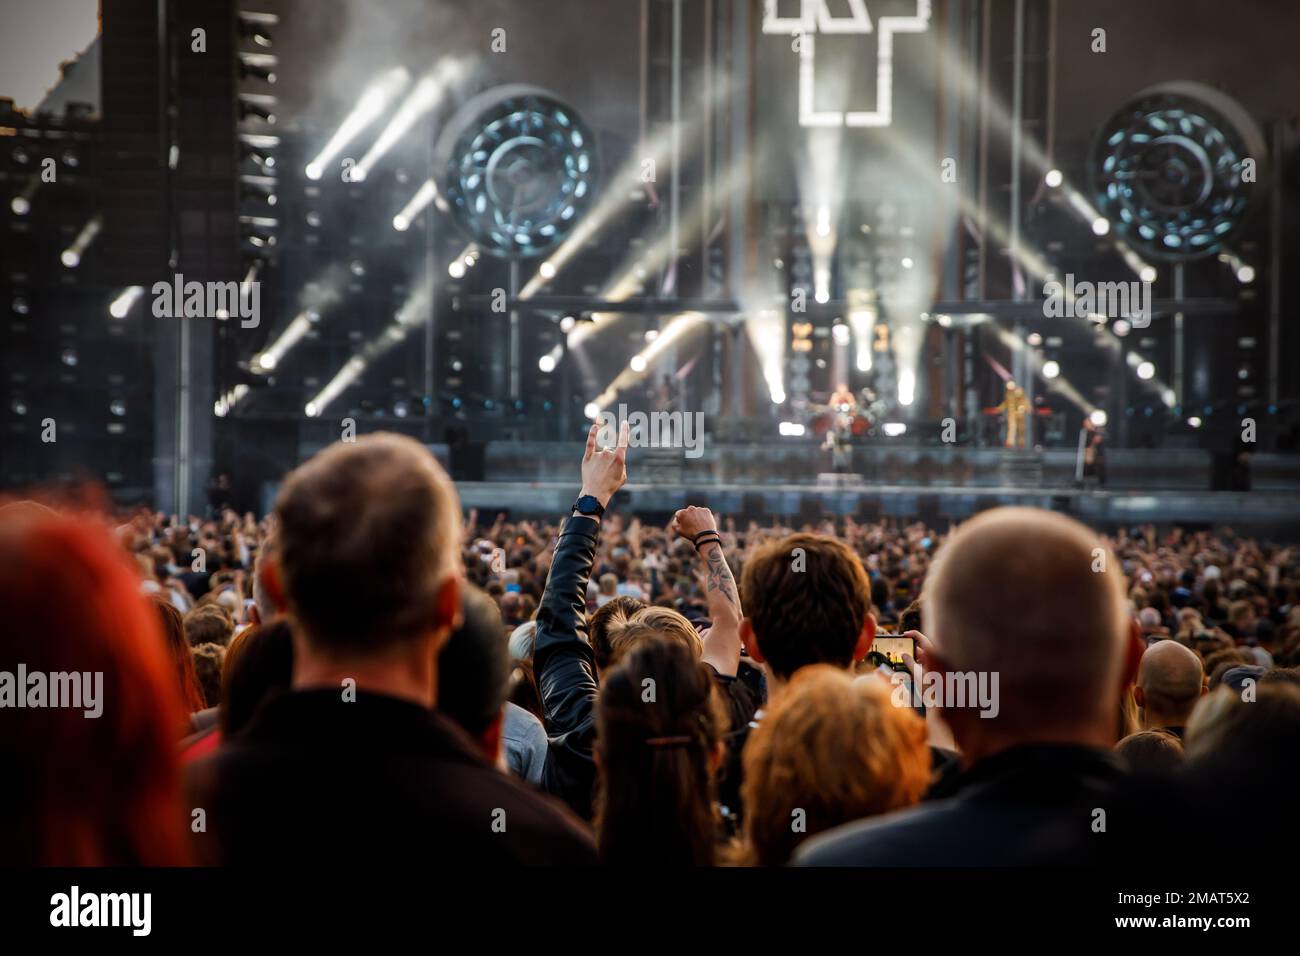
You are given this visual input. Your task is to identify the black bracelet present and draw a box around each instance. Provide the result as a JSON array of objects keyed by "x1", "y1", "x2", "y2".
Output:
[{"x1": 692, "y1": 532, "x2": 722, "y2": 552}]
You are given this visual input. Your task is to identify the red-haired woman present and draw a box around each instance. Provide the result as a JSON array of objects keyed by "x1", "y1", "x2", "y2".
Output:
[
  {"x1": 0, "y1": 508, "x2": 190, "y2": 865},
  {"x1": 154, "y1": 597, "x2": 207, "y2": 720}
]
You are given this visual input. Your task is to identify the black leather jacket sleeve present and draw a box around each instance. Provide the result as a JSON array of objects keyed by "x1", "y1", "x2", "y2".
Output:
[{"x1": 534, "y1": 514, "x2": 601, "y2": 820}]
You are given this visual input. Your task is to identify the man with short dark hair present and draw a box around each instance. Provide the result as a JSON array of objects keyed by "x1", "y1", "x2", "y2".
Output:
[
  {"x1": 186, "y1": 433, "x2": 595, "y2": 865},
  {"x1": 738, "y1": 532, "x2": 876, "y2": 688}
]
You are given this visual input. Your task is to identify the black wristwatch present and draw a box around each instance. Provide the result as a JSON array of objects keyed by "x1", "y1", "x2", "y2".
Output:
[{"x1": 571, "y1": 494, "x2": 606, "y2": 519}]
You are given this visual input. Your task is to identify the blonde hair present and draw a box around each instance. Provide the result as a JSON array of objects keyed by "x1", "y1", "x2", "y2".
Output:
[
  {"x1": 737, "y1": 666, "x2": 931, "y2": 866},
  {"x1": 602, "y1": 605, "x2": 703, "y2": 667}
]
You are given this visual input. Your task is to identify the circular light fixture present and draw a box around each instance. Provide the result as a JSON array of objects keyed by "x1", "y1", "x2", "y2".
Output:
[
  {"x1": 435, "y1": 85, "x2": 599, "y2": 258},
  {"x1": 1091, "y1": 82, "x2": 1265, "y2": 262}
]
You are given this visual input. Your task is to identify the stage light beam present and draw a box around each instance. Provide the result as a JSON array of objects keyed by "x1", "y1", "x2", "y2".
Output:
[{"x1": 305, "y1": 66, "x2": 410, "y2": 181}]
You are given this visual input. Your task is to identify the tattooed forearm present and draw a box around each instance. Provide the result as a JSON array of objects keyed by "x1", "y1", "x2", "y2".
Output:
[{"x1": 703, "y1": 544, "x2": 741, "y2": 613}]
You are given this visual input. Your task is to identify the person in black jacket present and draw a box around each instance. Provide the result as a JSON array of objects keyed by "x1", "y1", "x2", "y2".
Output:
[
  {"x1": 533, "y1": 422, "x2": 752, "y2": 821},
  {"x1": 796, "y1": 507, "x2": 1145, "y2": 866},
  {"x1": 186, "y1": 433, "x2": 595, "y2": 866},
  {"x1": 533, "y1": 422, "x2": 628, "y2": 818}
]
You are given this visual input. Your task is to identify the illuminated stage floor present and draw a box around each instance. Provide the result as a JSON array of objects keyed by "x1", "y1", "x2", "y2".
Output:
[{"x1": 452, "y1": 479, "x2": 1300, "y2": 532}]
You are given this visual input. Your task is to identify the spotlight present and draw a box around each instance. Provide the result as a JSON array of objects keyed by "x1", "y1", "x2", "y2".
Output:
[
  {"x1": 355, "y1": 61, "x2": 465, "y2": 182},
  {"x1": 1091, "y1": 217, "x2": 1110, "y2": 236},
  {"x1": 392, "y1": 179, "x2": 439, "y2": 233},
  {"x1": 238, "y1": 12, "x2": 276, "y2": 48},
  {"x1": 1044, "y1": 168, "x2": 1063, "y2": 188},
  {"x1": 61, "y1": 250, "x2": 80, "y2": 268},
  {"x1": 831, "y1": 323, "x2": 850, "y2": 346},
  {"x1": 559, "y1": 315, "x2": 577, "y2": 333},
  {"x1": 448, "y1": 260, "x2": 467, "y2": 279},
  {"x1": 1027, "y1": 332, "x2": 1043, "y2": 347},
  {"x1": 1136, "y1": 361, "x2": 1156, "y2": 380},
  {"x1": 1187, "y1": 416, "x2": 1203, "y2": 428},
  {"x1": 630, "y1": 355, "x2": 647, "y2": 373},
  {"x1": 108, "y1": 286, "x2": 144, "y2": 319},
  {"x1": 240, "y1": 59, "x2": 277, "y2": 84},
  {"x1": 10, "y1": 197, "x2": 30, "y2": 216},
  {"x1": 897, "y1": 369, "x2": 916, "y2": 407},
  {"x1": 644, "y1": 329, "x2": 658, "y2": 343},
  {"x1": 539, "y1": 261, "x2": 557, "y2": 280},
  {"x1": 1112, "y1": 319, "x2": 1131, "y2": 337},
  {"x1": 1041, "y1": 360, "x2": 1060, "y2": 379},
  {"x1": 583, "y1": 402, "x2": 601, "y2": 420},
  {"x1": 778, "y1": 421, "x2": 806, "y2": 437},
  {"x1": 1237, "y1": 264, "x2": 1256, "y2": 283},
  {"x1": 1089, "y1": 409, "x2": 1108, "y2": 427},
  {"x1": 239, "y1": 98, "x2": 276, "y2": 125},
  {"x1": 538, "y1": 354, "x2": 557, "y2": 373},
  {"x1": 1140, "y1": 265, "x2": 1157, "y2": 283},
  {"x1": 815, "y1": 204, "x2": 832, "y2": 238},
  {"x1": 882, "y1": 422, "x2": 907, "y2": 437},
  {"x1": 305, "y1": 66, "x2": 411, "y2": 185},
  {"x1": 257, "y1": 353, "x2": 277, "y2": 371},
  {"x1": 305, "y1": 402, "x2": 320, "y2": 417},
  {"x1": 901, "y1": 256, "x2": 914, "y2": 270}
]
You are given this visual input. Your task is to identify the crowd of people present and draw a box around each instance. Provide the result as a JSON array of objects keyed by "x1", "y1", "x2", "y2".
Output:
[{"x1": 2, "y1": 426, "x2": 1299, "y2": 866}]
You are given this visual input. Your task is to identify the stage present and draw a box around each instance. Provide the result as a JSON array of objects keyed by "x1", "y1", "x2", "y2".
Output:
[
  {"x1": 448, "y1": 479, "x2": 1300, "y2": 532},
  {"x1": 271, "y1": 439, "x2": 1300, "y2": 531}
]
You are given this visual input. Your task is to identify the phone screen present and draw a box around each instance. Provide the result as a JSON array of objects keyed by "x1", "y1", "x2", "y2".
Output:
[{"x1": 869, "y1": 635, "x2": 915, "y2": 666}]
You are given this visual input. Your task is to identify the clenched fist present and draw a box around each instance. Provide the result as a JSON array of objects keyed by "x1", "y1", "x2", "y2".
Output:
[{"x1": 671, "y1": 505, "x2": 718, "y2": 541}]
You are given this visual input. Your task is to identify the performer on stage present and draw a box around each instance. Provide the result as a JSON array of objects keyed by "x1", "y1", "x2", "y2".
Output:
[
  {"x1": 1081, "y1": 419, "x2": 1107, "y2": 487},
  {"x1": 988, "y1": 381, "x2": 1029, "y2": 449},
  {"x1": 822, "y1": 383, "x2": 858, "y2": 473},
  {"x1": 829, "y1": 381, "x2": 857, "y2": 411}
]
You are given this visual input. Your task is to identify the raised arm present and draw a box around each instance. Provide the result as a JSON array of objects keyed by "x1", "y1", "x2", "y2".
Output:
[
  {"x1": 672, "y1": 505, "x2": 743, "y2": 677},
  {"x1": 533, "y1": 421, "x2": 627, "y2": 819}
]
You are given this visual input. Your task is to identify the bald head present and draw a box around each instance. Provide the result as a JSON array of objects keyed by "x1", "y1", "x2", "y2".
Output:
[
  {"x1": 1137, "y1": 639, "x2": 1204, "y2": 727},
  {"x1": 924, "y1": 507, "x2": 1129, "y2": 730},
  {"x1": 275, "y1": 432, "x2": 462, "y2": 652}
]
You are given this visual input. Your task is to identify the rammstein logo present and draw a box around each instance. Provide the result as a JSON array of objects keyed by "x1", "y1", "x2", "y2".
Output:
[{"x1": 762, "y1": 0, "x2": 932, "y2": 128}]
